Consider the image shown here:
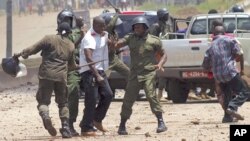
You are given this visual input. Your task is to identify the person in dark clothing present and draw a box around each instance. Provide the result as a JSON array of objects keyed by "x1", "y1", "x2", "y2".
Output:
[{"x1": 14, "y1": 22, "x2": 78, "y2": 138}]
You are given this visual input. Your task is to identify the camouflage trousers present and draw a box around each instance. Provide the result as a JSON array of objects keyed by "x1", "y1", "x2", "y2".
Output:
[
  {"x1": 120, "y1": 73, "x2": 163, "y2": 119},
  {"x1": 67, "y1": 71, "x2": 80, "y2": 123}
]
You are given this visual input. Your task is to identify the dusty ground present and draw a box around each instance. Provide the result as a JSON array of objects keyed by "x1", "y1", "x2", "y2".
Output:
[
  {"x1": 0, "y1": 84, "x2": 250, "y2": 141},
  {"x1": 0, "y1": 7, "x2": 250, "y2": 141}
]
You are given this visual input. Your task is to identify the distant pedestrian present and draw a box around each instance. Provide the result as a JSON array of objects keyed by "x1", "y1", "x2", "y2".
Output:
[
  {"x1": 19, "y1": 0, "x2": 26, "y2": 16},
  {"x1": 120, "y1": 0, "x2": 128, "y2": 11},
  {"x1": 37, "y1": 0, "x2": 44, "y2": 16}
]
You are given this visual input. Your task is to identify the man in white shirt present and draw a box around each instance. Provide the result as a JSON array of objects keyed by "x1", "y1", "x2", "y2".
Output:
[{"x1": 79, "y1": 16, "x2": 113, "y2": 136}]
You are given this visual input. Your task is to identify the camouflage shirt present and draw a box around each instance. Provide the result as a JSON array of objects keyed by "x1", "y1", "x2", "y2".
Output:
[
  {"x1": 121, "y1": 33, "x2": 163, "y2": 81},
  {"x1": 149, "y1": 20, "x2": 173, "y2": 39}
]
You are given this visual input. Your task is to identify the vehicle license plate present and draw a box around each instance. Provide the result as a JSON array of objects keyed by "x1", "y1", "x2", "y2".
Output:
[{"x1": 182, "y1": 71, "x2": 208, "y2": 78}]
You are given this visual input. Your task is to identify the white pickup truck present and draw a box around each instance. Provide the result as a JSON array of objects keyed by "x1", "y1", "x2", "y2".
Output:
[{"x1": 158, "y1": 12, "x2": 250, "y2": 103}]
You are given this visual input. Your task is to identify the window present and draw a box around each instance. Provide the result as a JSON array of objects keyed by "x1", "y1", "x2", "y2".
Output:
[{"x1": 190, "y1": 19, "x2": 206, "y2": 34}]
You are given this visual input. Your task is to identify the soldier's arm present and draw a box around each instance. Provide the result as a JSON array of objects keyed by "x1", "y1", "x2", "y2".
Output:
[
  {"x1": 75, "y1": 24, "x2": 88, "y2": 47},
  {"x1": 149, "y1": 23, "x2": 160, "y2": 37},
  {"x1": 154, "y1": 40, "x2": 167, "y2": 71},
  {"x1": 114, "y1": 34, "x2": 130, "y2": 49},
  {"x1": 20, "y1": 35, "x2": 49, "y2": 59},
  {"x1": 106, "y1": 14, "x2": 119, "y2": 34}
]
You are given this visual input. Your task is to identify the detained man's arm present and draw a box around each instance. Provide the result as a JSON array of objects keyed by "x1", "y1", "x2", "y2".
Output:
[{"x1": 84, "y1": 48, "x2": 104, "y2": 84}]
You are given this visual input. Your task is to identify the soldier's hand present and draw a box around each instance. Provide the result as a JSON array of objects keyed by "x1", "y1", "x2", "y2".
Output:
[{"x1": 13, "y1": 53, "x2": 21, "y2": 58}]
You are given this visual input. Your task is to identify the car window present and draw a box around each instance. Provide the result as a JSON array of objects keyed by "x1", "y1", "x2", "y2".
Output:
[
  {"x1": 116, "y1": 14, "x2": 158, "y2": 38},
  {"x1": 238, "y1": 17, "x2": 250, "y2": 30},
  {"x1": 190, "y1": 19, "x2": 207, "y2": 34},
  {"x1": 224, "y1": 18, "x2": 236, "y2": 33}
]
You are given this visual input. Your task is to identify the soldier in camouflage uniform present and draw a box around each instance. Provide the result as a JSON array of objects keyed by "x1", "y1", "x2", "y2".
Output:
[
  {"x1": 102, "y1": 12, "x2": 130, "y2": 82},
  {"x1": 114, "y1": 16, "x2": 168, "y2": 135},
  {"x1": 149, "y1": 8, "x2": 174, "y2": 101},
  {"x1": 15, "y1": 22, "x2": 77, "y2": 138},
  {"x1": 57, "y1": 9, "x2": 87, "y2": 136}
]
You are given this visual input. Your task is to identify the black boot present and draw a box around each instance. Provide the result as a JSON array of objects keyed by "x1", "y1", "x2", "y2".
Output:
[
  {"x1": 117, "y1": 118, "x2": 128, "y2": 135},
  {"x1": 69, "y1": 120, "x2": 79, "y2": 136},
  {"x1": 60, "y1": 118, "x2": 72, "y2": 138},
  {"x1": 40, "y1": 113, "x2": 57, "y2": 136},
  {"x1": 155, "y1": 112, "x2": 167, "y2": 133}
]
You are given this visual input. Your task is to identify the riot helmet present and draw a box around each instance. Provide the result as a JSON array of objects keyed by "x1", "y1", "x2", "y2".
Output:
[
  {"x1": 230, "y1": 5, "x2": 244, "y2": 13},
  {"x1": 102, "y1": 13, "x2": 122, "y2": 26},
  {"x1": 58, "y1": 22, "x2": 72, "y2": 35},
  {"x1": 157, "y1": 8, "x2": 169, "y2": 19},
  {"x1": 131, "y1": 16, "x2": 149, "y2": 30},
  {"x1": 57, "y1": 9, "x2": 75, "y2": 28},
  {"x1": 1, "y1": 57, "x2": 27, "y2": 78}
]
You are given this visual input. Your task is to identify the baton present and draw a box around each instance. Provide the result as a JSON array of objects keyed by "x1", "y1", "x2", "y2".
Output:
[
  {"x1": 106, "y1": 0, "x2": 119, "y2": 11},
  {"x1": 78, "y1": 59, "x2": 107, "y2": 68}
]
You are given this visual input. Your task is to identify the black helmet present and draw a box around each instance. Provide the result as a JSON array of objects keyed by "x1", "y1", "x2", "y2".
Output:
[
  {"x1": 1, "y1": 57, "x2": 27, "y2": 77},
  {"x1": 157, "y1": 8, "x2": 169, "y2": 19},
  {"x1": 57, "y1": 9, "x2": 74, "y2": 27},
  {"x1": 208, "y1": 9, "x2": 218, "y2": 14},
  {"x1": 101, "y1": 13, "x2": 113, "y2": 25},
  {"x1": 231, "y1": 5, "x2": 244, "y2": 13},
  {"x1": 132, "y1": 16, "x2": 149, "y2": 29},
  {"x1": 58, "y1": 22, "x2": 72, "y2": 35}
]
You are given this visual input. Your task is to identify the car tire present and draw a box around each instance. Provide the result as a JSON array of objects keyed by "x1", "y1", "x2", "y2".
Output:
[{"x1": 167, "y1": 79, "x2": 189, "y2": 103}]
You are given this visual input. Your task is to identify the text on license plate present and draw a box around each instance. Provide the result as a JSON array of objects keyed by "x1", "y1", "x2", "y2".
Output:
[{"x1": 182, "y1": 71, "x2": 208, "y2": 78}]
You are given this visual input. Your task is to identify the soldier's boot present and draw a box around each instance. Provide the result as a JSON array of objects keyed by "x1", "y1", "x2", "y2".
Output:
[
  {"x1": 59, "y1": 118, "x2": 72, "y2": 138},
  {"x1": 69, "y1": 120, "x2": 79, "y2": 136},
  {"x1": 117, "y1": 118, "x2": 128, "y2": 135},
  {"x1": 40, "y1": 113, "x2": 57, "y2": 136},
  {"x1": 155, "y1": 112, "x2": 167, "y2": 133}
]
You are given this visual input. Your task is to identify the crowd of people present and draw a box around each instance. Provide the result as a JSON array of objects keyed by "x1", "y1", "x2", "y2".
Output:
[
  {"x1": 5, "y1": 4, "x2": 249, "y2": 138},
  {"x1": 15, "y1": 0, "x2": 147, "y2": 16}
]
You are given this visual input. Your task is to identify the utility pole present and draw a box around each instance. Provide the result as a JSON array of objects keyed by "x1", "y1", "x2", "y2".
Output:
[{"x1": 6, "y1": 0, "x2": 12, "y2": 57}]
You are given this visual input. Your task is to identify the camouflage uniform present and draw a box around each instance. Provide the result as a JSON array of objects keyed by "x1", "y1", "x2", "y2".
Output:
[
  {"x1": 120, "y1": 33, "x2": 164, "y2": 119},
  {"x1": 106, "y1": 14, "x2": 130, "y2": 79},
  {"x1": 67, "y1": 28, "x2": 82, "y2": 125},
  {"x1": 149, "y1": 20, "x2": 174, "y2": 39}
]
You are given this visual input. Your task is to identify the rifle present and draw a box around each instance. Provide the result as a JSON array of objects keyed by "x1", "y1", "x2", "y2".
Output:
[{"x1": 105, "y1": 0, "x2": 121, "y2": 13}]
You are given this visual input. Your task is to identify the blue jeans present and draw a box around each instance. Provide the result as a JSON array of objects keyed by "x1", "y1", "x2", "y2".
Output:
[
  {"x1": 219, "y1": 74, "x2": 250, "y2": 113},
  {"x1": 79, "y1": 70, "x2": 113, "y2": 131}
]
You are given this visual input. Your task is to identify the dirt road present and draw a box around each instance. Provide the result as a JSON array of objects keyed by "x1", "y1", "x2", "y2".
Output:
[
  {"x1": 0, "y1": 84, "x2": 250, "y2": 141},
  {"x1": 0, "y1": 7, "x2": 250, "y2": 141}
]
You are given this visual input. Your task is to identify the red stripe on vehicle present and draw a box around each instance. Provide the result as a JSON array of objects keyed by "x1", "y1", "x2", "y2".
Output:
[{"x1": 189, "y1": 40, "x2": 202, "y2": 43}]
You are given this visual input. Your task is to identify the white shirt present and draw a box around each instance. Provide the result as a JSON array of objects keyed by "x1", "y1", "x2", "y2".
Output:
[{"x1": 79, "y1": 28, "x2": 109, "y2": 73}]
